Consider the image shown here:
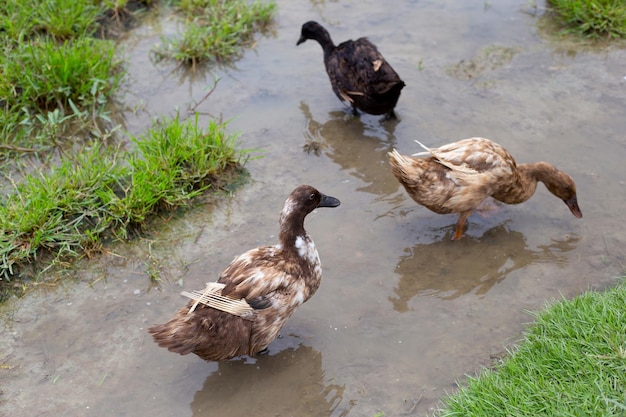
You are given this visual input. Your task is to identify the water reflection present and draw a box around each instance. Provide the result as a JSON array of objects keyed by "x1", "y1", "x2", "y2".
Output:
[
  {"x1": 300, "y1": 101, "x2": 400, "y2": 196},
  {"x1": 390, "y1": 226, "x2": 581, "y2": 311},
  {"x1": 190, "y1": 344, "x2": 353, "y2": 417}
]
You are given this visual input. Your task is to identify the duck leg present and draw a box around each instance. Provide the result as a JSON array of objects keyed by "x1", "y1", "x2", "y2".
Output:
[{"x1": 452, "y1": 212, "x2": 471, "y2": 240}]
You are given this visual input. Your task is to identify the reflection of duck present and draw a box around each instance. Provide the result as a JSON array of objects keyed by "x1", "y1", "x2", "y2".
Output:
[
  {"x1": 300, "y1": 101, "x2": 400, "y2": 197},
  {"x1": 148, "y1": 185, "x2": 340, "y2": 361},
  {"x1": 388, "y1": 137, "x2": 583, "y2": 240},
  {"x1": 297, "y1": 21, "x2": 405, "y2": 118},
  {"x1": 190, "y1": 344, "x2": 353, "y2": 417},
  {"x1": 390, "y1": 227, "x2": 581, "y2": 310}
]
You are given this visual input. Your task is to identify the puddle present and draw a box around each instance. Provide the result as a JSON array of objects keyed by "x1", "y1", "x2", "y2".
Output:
[{"x1": 2, "y1": 1, "x2": 626, "y2": 416}]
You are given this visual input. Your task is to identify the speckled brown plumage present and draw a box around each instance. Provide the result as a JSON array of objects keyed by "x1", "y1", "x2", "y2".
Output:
[
  {"x1": 148, "y1": 185, "x2": 340, "y2": 361},
  {"x1": 388, "y1": 137, "x2": 582, "y2": 240},
  {"x1": 297, "y1": 21, "x2": 405, "y2": 118}
]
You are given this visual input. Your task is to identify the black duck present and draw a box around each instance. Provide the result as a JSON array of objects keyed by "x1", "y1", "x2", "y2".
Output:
[{"x1": 297, "y1": 21, "x2": 405, "y2": 119}]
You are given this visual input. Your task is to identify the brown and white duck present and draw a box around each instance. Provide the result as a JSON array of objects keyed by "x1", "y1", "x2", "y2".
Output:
[
  {"x1": 148, "y1": 185, "x2": 340, "y2": 361},
  {"x1": 388, "y1": 137, "x2": 582, "y2": 240},
  {"x1": 297, "y1": 20, "x2": 405, "y2": 119}
]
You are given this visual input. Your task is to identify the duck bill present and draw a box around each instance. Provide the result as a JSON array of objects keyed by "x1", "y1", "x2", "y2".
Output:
[
  {"x1": 319, "y1": 193, "x2": 341, "y2": 208},
  {"x1": 564, "y1": 196, "x2": 583, "y2": 218},
  {"x1": 296, "y1": 36, "x2": 306, "y2": 46}
]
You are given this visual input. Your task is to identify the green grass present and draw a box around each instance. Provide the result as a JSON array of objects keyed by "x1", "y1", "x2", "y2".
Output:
[
  {"x1": 0, "y1": 0, "x2": 129, "y2": 155},
  {"x1": 123, "y1": 114, "x2": 244, "y2": 226},
  {"x1": 1, "y1": 36, "x2": 121, "y2": 113},
  {"x1": 436, "y1": 282, "x2": 626, "y2": 416},
  {"x1": 547, "y1": 0, "x2": 626, "y2": 38},
  {"x1": 1, "y1": 144, "x2": 126, "y2": 275},
  {"x1": 152, "y1": 0, "x2": 276, "y2": 67},
  {"x1": 0, "y1": 115, "x2": 247, "y2": 292},
  {"x1": 0, "y1": 0, "x2": 103, "y2": 41}
]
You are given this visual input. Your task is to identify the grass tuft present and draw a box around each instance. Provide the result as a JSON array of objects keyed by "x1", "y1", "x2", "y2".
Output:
[
  {"x1": 0, "y1": 0, "x2": 129, "y2": 156},
  {"x1": 152, "y1": 0, "x2": 276, "y2": 67},
  {"x1": 0, "y1": 144, "x2": 127, "y2": 282},
  {"x1": 0, "y1": 0, "x2": 102, "y2": 41},
  {"x1": 547, "y1": 0, "x2": 626, "y2": 38},
  {"x1": 0, "y1": 115, "x2": 247, "y2": 290},
  {"x1": 437, "y1": 282, "x2": 626, "y2": 416},
  {"x1": 2, "y1": 37, "x2": 121, "y2": 114},
  {"x1": 123, "y1": 113, "x2": 242, "y2": 227}
]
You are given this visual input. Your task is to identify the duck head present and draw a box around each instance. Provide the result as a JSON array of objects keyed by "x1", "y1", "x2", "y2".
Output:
[
  {"x1": 544, "y1": 171, "x2": 583, "y2": 219},
  {"x1": 296, "y1": 21, "x2": 333, "y2": 47},
  {"x1": 281, "y1": 185, "x2": 340, "y2": 221}
]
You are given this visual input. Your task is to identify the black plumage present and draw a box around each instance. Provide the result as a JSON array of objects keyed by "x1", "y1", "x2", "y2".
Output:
[{"x1": 297, "y1": 21, "x2": 405, "y2": 119}]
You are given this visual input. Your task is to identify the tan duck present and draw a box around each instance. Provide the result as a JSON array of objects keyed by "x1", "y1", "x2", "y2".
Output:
[
  {"x1": 388, "y1": 137, "x2": 582, "y2": 240},
  {"x1": 297, "y1": 21, "x2": 405, "y2": 119},
  {"x1": 148, "y1": 185, "x2": 340, "y2": 361}
]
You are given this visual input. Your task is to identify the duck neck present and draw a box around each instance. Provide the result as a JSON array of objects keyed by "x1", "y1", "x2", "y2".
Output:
[
  {"x1": 278, "y1": 212, "x2": 307, "y2": 253},
  {"x1": 314, "y1": 31, "x2": 336, "y2": 59},
  {"x1": 490, "y1": 163, "x2": 537, "y2": 204},
  {"x1": 499, "y1": 162, "x2": 559, "y2": 204}
]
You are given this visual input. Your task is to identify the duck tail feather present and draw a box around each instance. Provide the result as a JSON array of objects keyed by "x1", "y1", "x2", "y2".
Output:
[
  {"x1": 412, "y1": 139, "x2": 432, "y2": 157},
  {"x1": 148, "y1": 319, "x2": 197, "y2": 355}
]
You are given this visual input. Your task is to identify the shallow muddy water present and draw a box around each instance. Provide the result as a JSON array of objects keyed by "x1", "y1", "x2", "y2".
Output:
[{"x1": 2, "y1": 1, "x2": 626, "y2": 416}]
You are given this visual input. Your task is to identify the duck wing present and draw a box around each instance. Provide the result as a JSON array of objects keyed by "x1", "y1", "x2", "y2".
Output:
[
  {"x1": 217, "y1": 246, "x2": 300, "y2": 310},
  {"x1": 414, "y1": 138, "x2": 516, "y2": 182},
  {"x1": 389, "y1": 148, "x2": 480, "y2": 214},
  {"x1": 148, "y1": 246, "x2": 290, "y2": 360}
]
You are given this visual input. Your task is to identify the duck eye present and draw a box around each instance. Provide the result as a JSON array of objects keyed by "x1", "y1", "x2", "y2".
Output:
[{"x1": 309, "y1": 193, "x2": 316, "y2": 201}]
